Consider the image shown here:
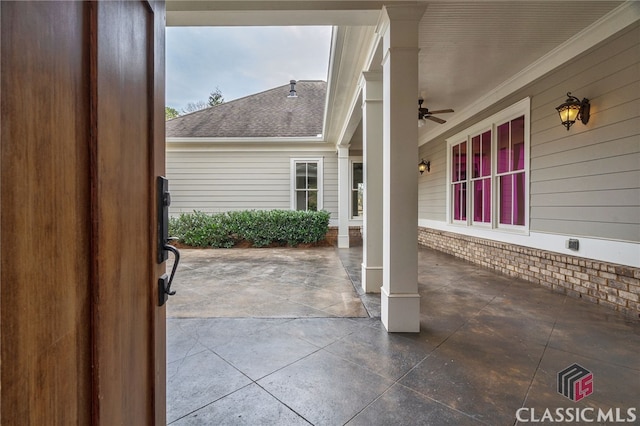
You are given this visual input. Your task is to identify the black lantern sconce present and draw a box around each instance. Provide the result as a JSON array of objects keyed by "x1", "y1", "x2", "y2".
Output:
[
  {"x1": 418, "y1": 159, "x2": 430, "y2": 174},
  {"x1": 556, "y1": 92, "x2": 590, "y2": 131}
]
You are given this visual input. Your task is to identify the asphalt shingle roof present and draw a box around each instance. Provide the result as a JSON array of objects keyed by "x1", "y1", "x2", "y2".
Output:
[{"x1": 166, "y1": 80, "x2": 326, "y2": 138}]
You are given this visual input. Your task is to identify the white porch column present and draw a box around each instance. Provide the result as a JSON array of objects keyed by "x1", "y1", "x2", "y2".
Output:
[
  {"x1": 380, "y1": 5, "x2": 425, "y2": 332},
  {"x1": 361, "y1": 71, "x2": 383, "y2": 293},
  {"x1": 337, "y1": 145, "x2": 350, "y2": 248}
]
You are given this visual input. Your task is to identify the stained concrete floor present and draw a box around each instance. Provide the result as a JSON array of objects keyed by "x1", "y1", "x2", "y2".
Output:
[
  {"x1": 167, "y1": 248, "x2": 369, "y2": 319},
  {"x1": 167, "y1": 246, "x2": 640, "y2": 425}
]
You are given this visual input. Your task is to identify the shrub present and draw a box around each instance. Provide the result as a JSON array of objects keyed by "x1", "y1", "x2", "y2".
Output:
[
  {"x1": 169, "y1": 209, "x2": 330, "y2": 248},
  {"x1": 169, "y1": 211, "x2": 234, "y2": 248}
]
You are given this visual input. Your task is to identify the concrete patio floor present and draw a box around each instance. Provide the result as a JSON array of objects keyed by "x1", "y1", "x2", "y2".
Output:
[{"x1": 166, "y1": 246, "x2": 640, "y2": 425}]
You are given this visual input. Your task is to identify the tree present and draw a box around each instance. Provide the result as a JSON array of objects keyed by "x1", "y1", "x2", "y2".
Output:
[
  {"x1": 208, "y1": 87, "x2": 224, "y2": 106},
  {"x1": 165, "y1": 106, "x2": 179, "y2": 120},
  {"x1": 181, "y1": 100, "x2": 208, "y2": 114},
  {"x1": 181, "y1": 87, "x2": 225, "y2": 115}
]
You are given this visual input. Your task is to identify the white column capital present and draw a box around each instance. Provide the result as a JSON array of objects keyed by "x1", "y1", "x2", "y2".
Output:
[
  {"x1": 376, "y1": 4, "x2": 426, "y2": 42},
  {"x1": 337, "y1": 146, "x2": 350, "y2": 158},
  {"x1": 382, "y1": 4, "x2": 427, "y2": 22},
  {"x1": 361, "y1": 71, "x2": 383, "y2": 103},
  {"x1": 361, "y1": 70, "x2": 382, "y2": 83}
]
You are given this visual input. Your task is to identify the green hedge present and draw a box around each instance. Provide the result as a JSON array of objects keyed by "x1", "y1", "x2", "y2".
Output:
[{"x1": 169, "y1": 209, "x2": 331, "y2": 248}]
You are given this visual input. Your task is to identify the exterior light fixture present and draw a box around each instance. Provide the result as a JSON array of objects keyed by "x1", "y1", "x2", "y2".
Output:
[
  {"x1": 556, "y1": 92, "x2": 590, "y2": 131},
  {"x1": 418, "y1": 159, "x2": 430, "y2": 174}
]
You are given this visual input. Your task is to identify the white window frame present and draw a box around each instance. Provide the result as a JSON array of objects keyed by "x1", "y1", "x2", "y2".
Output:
[
  {"x1": 469, "y1": 128, "x2": 493, "y2": 229},
  {"x1": 290, "y1": 157, "x2": 324, "y2": 211},
  {"x1": 350, "y1": 158, "x2": 363, "y2": 219},
  {"x1": 446, "y1": 97, "x2": 530, "y2": 234}
]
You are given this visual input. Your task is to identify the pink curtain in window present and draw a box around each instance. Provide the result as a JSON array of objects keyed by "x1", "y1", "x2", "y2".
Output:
[
  {"x1": 452, "y1": 142, "x2": 467, "y2": 221},
  {"x1": 498, "y1": 117, "x2": 525, "y2": 225},
  {"x1": 472, "y1": 131, "x2": 491, "y2": 223},
  {"x1": 453, "y1": 183, "x2": 466, "y2": 221}
]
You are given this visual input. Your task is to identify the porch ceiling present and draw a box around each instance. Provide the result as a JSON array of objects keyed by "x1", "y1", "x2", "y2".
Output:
[{"x1": 166, "y1": 0, "x2": 629, "y2": 149}]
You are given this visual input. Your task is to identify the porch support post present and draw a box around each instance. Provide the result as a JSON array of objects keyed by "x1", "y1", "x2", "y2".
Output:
[
  {"x1": 361, "y1": 71, "x2": 383, "y2": 293},
  {"x1": 380, "y1": 4, "x2": 424, "y2": 332},
  {"x1": 337, "y1": 145, "x2": 350, "y2": 248}
]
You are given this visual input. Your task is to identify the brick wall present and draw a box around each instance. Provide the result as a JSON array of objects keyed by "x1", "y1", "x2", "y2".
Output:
[
  {"x1": 325, "y1": 226, "x2": 362, "y2": 246},
  {"x1": 418, "y1": 227, "x2": 640, "y2": 319}
]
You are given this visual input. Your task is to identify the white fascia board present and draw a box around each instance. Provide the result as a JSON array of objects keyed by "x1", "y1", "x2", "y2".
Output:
[
  {"x1": 419, "y1": 1, "x2": 640, "y2": 147},
  {"x1": 323, "y1": 26, "x2": 339, "y2": 143},
  {"x1": 336, "y1": 90, "x2": 362, "y2": 147},
  {"x1": 335, "y1": 25, "x2": 382, "y2": 148},
  {"x1": 167, "y1": 136, "x2": 325, "y2": 144},
  {"x1": 419, "y1": 219, "x2": 640, "y2": 268},
  {"x1": 166, "y1": 137, "x2": 334, "y2": 152}
]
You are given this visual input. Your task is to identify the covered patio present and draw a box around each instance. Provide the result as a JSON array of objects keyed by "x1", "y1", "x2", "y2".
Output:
[{"x1": 166, "y1": 246, "x2": 639, "y2": 425}]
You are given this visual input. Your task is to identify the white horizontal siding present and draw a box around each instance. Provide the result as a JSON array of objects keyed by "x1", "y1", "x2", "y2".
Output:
[{"x1": 166, "y1": 148, "x2": 339, "y2": 220}]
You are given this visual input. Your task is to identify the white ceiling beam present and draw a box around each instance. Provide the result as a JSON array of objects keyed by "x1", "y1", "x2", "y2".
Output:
[{"x1": 166, "y1": 1, "x2": 394, "y2": 26}]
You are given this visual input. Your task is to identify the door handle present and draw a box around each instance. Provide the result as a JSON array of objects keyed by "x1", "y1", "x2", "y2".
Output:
[
  {"x1": 157, "y1": 176, "x2": 180, "y2": 306},
  {"x1": 164, "y1": 242, "x2": 180, "y2": 295}
]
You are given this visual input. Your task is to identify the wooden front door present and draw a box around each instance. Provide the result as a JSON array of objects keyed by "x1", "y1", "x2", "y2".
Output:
[
  {"x1": 91, "y1": 1, "x2": 167, "y2": 424},
  {"x1": 1, "y1": 1, "x2": 167, "y2": 424}
]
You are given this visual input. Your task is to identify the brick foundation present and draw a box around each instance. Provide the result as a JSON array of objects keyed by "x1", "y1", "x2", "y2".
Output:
[
  {"x1": 418, "y1": 227, "x2": 640, "y2": 319},
  {"x1": 325, "y1": 226, "x2": 362, "y2": 246}
]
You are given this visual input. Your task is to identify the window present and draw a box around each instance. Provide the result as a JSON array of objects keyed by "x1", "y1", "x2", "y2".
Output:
[
  {"x1": 471, "y1": 130, "x2": 492, "y2": 224},
  {"x1": 447, "y1": 98, "x2": 529, "y2": 231},
  {"x1": 497, "y1": 116, "x2": 526, "y2": 226},
  {"x1": 451, "y1": 141, "x2": 467, "y2": 222},
  {"x1": 291, "y1": 158, "x2": 323, "y2": 211},
  {"x1": 351, "y1": 161, "x2": 363, "y2": 218}
]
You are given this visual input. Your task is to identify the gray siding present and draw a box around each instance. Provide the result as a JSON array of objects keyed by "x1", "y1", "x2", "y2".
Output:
[
  {"x1": 419, "y1": 22, "x2": 640, "y2": 242},
  {"x1": 528, "y1": 22, "x2": 639, "y2": 242},
  {"x1": 166, "y1": 147, "x2": 339, "y2": 222},
  {"x1": 418, "y1": 140, "x2": 447, "y2": 220}
]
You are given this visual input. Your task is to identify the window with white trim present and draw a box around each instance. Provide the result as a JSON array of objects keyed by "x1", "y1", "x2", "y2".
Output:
[
  {"x1": 291, "y1": 158, "x2": 323, "y2": 211},
  {"x1": 447, "y1": 98, "x2": 529, "y2": 231},
  {"x1": 351, "y1": 161, "x2": 363, "y2": 219}
]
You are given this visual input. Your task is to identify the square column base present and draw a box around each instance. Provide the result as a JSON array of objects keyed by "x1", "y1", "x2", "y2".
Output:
[
  {"x1": 337, "y1": 235, "x2": 350, "y2": 248},
  {"x1": 381, "y1": 287, "x2": 420, "y2": 332},
  {"x1": 361, "y1": 264, "x2": 382, "y2": 293}
]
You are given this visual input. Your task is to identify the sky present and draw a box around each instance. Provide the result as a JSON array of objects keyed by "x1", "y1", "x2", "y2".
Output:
[{"x1": 166, "y1": 26, "x2": 333, "y2": 112}]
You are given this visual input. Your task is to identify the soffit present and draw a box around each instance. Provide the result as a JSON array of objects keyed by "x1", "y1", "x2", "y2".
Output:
[{"x1": 416, "y1": 1, "x2": 626, "y2": 137}]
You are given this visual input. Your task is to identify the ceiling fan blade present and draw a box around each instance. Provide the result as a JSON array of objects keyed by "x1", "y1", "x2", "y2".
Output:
[
  {"x1": 428, "y1": 109, "x2": 454, "y2": 114},
  {"x1": 426, "y1": 116, "x2": 447, "y2": 124}
]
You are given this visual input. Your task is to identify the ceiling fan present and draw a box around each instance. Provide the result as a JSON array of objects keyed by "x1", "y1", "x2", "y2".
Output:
[{"x1": 418, "y1": 98, "x2": 454, "y2": 126}]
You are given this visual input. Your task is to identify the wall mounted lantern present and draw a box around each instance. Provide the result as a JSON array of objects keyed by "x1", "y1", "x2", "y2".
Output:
[
  {"x1": 418, "y1": 159, "x2": 430, "y2": 174},
  {"x1": 556, "y1": 92, "x2": 590, "y2": 131}
]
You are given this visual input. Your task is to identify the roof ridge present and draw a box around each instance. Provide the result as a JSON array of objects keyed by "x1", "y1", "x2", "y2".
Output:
[
  {"x1": 220, "y1": 80, "x2": 327, "y2": 105},
  {"x1": 169, "y1": 80, "x2": 327, "y2": 121}
]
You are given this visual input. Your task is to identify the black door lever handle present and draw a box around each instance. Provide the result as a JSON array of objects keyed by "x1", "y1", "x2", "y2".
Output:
[{"x1": 163, "y1": 243, "x2": 180, "y2": 296}]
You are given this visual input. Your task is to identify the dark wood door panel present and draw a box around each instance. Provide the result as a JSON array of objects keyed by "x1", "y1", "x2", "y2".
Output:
[
  {"x1": 1, "y1": 2, "x2": 92, "y2": 424},
  {"x1": 91, "y1": 1, "x2": 155, "y2": 424}
]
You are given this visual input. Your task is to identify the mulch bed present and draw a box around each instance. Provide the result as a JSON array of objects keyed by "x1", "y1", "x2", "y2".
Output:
[{"x1": 169, "y1": 239, "x2": 334, "y2": 249}]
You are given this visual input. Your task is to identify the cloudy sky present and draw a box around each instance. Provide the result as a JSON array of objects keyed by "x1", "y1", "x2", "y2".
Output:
[{"x1": 166, "y1": 26, "x2": 333, "y2": 112}]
